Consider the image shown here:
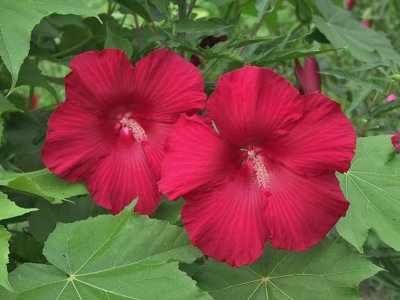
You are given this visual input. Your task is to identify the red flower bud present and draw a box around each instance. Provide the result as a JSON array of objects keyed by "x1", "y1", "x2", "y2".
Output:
[
  {"x1": 294, "y1": 57, "x2": 321, "y2": 95},
  {"x1": 346, "y1": 0, "x2": 354, "y2": 10},
  {"x1": 392, "y1": 133, "x2": 400, "y2": 152}
]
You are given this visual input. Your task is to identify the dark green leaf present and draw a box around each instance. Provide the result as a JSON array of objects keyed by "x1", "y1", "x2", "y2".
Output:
[
  {"x1": 152, "y1": 197, "x2": 184, "y2": 224},
  {"x1": 105, "y1": 23, "x2": 133, "y2": 58},
  {"x1": 28, "y1": 196, "x2": 106, "y2": 243}
]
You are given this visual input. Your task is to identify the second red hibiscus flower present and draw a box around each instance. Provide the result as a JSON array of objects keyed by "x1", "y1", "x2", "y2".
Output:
[{"x1": 159, "y1": 66, "x2": 356, "y2": 267}]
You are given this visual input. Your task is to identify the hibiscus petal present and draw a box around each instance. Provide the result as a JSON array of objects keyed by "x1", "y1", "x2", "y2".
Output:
[
  {"x1": 266, "y1": 163, "x2": 349, "y2": 250},
  {"x1": 182, "y1": 167, "x2": 269, "y2": 267},
  {"x1": 65, "y1": 49, "x2": 136, "y2": 116},
  {"x1": 86, "y1": 141, "x2": 161, "y2": 214},
  {"x1": 266, "y1": 93, "x2": 356, "y2": 175},
  {"x1": 206, "y1": 66, "x2": 303, "y2": 146},
  {"x1": 41, "y1": 102, "x2": 110, "y2": 182},
  {"x1": 158, "y1": 115, "x2": 241, "y2": 200},
  {"x1": 132, "y1": 49, "x2": 206, "y2": 122},
  {"x1": 140, "y1": 119, "x2": 176, "y2": 178}
]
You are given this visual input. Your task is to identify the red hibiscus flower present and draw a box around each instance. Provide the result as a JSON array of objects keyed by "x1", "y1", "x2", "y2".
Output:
[
  {"x1": 294, "y1": 57, "x2": 321, "y2": 95},
  {"x1": 159, "y1": 66, "x2": 356, "y2": 266},
  {"x1": 42, "y1": 48, "x2": 206, "y2": 215},
  {"x1": 392, "y1": 133, "x2": 400, "y2": 152}
]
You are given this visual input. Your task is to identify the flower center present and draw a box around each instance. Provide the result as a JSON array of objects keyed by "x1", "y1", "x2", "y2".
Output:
[
  {"x1": 119, "y1": 116, "x2": 148, "y2": 144},
  {"x1": 247, "y1": 150, "x2": 271, "y2": 196}
]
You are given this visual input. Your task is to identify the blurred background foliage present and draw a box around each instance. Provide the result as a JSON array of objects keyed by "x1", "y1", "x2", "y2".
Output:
[{"x1": 0, "y1": 0, "x2": 400, "y2": 298}]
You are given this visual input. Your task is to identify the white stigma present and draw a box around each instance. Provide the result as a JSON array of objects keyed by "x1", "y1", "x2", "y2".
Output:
[
  {"x1": 248, "y1": 150, "x2": 270, "y2": 194},
  {"x1": 120, "y1": 117, "x2": 148, "y2": 143}
]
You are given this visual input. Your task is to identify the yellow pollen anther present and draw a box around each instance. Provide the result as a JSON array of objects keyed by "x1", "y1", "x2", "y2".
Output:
[
  {"x1": 120, "y1": 117, "x2": 148, "y2": 143},
  {"x1": 248, "y1": 150, "x2": 270, "y2": 193}
]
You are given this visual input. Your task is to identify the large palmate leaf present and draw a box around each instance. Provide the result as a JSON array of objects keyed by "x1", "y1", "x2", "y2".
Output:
[
  {"x1": 194, "y1": 239, "x2": 381, "y2": 300},
  {"x1": 0, "y1": 0, "x2": 97, "y2": 89},
  {"x1": 336, "y1": 136, "x2": 400, "y2": 252},
  {"x1": 0, "y1": 169, "x2": 88, "y2": 204},
  {"x1": 311, "y1": 0, "x2": 400, "y2": 64},
  {"x1": 0, "y1": 202, "x2": 210, "y2": 299}
]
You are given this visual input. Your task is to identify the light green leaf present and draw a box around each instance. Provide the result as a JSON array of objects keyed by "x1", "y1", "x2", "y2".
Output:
[
  {"x1": 0, "y1": 202, "x2": 210, "y2": 299},
  {"x1": 336, "y1": 136, "x2": 400, "y2": 252},
  {"x1": 194, "y1": 239, "x2": 381, "y2": 300},
  {"x1": 105, "y1": 23, "x2": 133, "y2": 58},
  {"x1": 0, "y1": 191, "x2": 36, "y2": 221},
  {"x1": 0, "y1": 0, "x2": 97, "y2": 90},
  {"x1": 0, "y1": 226, "x2": 12, "y2": 291},
  {"x1": 312, "y1": 0, "x2": 400, "y2": 64},
  {"x1": 0, "y1": 169, "x2": 88, "y2": 204}
]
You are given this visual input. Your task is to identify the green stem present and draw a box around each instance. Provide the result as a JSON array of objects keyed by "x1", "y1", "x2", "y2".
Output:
[
  {"x1": 133, "y1": 14, "x2": 143, "y2": 50},
  {"x1": 52, "y1": 32, "x2": 93, "y2": 58},
  {"x1": 186, "y1": 0, "x2": 197, "y2": 18},
  {"x1": 27, "y1": 86, "x2": 35, "y2": 111}
]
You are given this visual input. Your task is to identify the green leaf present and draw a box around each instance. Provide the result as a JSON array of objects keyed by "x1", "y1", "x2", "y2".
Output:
[
  {"x1": 0, "y1": 0, "x2": 97, "y2": 90},
  {"x1": 16, "y1": 59, "x2": 58, "y2": 100},
  {"x1": 0, "y1": 191, "x2": 36, "y2": 221},
  {"x1": 336, "y1": 136, "x2": 400, "y2": 252},
  {"x1": 28, "y1": 196, "x2": 106, "y2": 243},
  {"x1": 0, "y1": 226, "x2": 12, "y2": 291},
  {"x1": 0, "y1": 92, "x2": 20, "y2": 143},
  {"x1": 115, "y1": 0, "x2": 152, "y2": 22},
  {"x1": 105, "y1": 23, "x2": 133, "y2": 58},
  {"x1": 0, "y1": 108, "x2": 49, "y2": 171},
  {"x1": 152, "y1": 197, "x2": 184, "y2": 224},
  {"x1": 194, "y1": 239, "x2": 381, "y2": 300},
  {"x1": 0, "y1": 169, "x2": 88, "y2": 204},
  {"x1": 311, "y1": 0, "x2": 400, "y2": 64},
  {"x1": 175, "y1": 19, "x2": 234, "y2": 34},
  {"x1": 1, "y1": 202, "x2": 210, "y2": 299}
]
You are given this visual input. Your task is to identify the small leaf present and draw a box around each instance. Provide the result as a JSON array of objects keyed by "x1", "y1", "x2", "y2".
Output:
[
  {"x1": 0, "y1": 191, "x2": 36, "y2": 221},
  {"x1": 0, "y1": 226, "x2": 12, "y2": 291},
  {"x1": 152, "y1": 197, "x2": 184, "y2": 224},
  {"x1": 16, "y1": 59, "x2": 58, "y2": 100},
  {"x1": 194, "y1": 239, "x2": 381, "y2": 300},
  {"x1": 0, "y1": 169, "x2": 88, "y2": 204},
  {"x1": 0, "y1": 202, "x2": 210, "y2": 299},
  {"x1": 336, "y1": 136, "x2": 400, "y2": 252},
  {"x1": 105, "y1": 23, "x2": 133, "y2": 58}
]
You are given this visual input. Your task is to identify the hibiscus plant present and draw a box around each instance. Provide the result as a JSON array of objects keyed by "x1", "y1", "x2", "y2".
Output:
[{"x1": 0, "y1": 0, "x2": 400, "y2": 299}]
